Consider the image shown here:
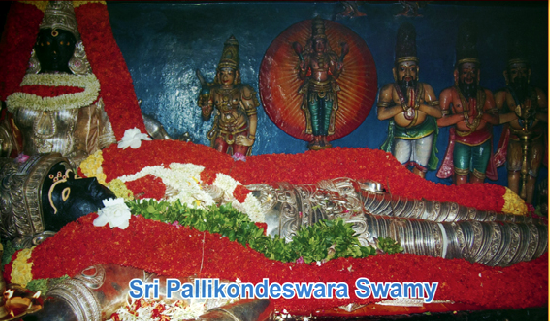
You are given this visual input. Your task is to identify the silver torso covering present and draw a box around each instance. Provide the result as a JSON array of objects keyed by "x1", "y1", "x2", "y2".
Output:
[
  {"x1": 246, "y1": 178, "x2": 547, "y2": 266},
  {"x1": 14, "y1": 108, "x2": 78, "y2": 157}
]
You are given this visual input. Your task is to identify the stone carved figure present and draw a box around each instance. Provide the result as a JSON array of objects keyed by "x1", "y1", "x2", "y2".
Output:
[
  {"x1": 437, "y1": 22, "x2": 499, "y2": 184},
  {"x1": 495, "y1": 32, "x2": 548, "y2": 203},
  {"x1": 197, "y1": 36, "x2": 260, "y2": 156},
  {"x1": 0, "y1": 154, "x2": 115, "y2": 248},
  {"x1": 293, "y1": 17, "x2": 348, "y2": 150},
  {"x1": 5, "y1": 1, "x2": 116, "y2": 167},
  {"x1": 378, "y1": 23, "x2": 441, "y2": 178}
]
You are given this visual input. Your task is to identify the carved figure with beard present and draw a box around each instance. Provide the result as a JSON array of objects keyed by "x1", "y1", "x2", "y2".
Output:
[
  {"x1": 378, "y1": 23, "x2": 441, "y2": 178},
  {"x1": 437, "y1": 22, "x2": 499, "y2": 185},
  {"x1": 495, "y1": 33, "x2": 548, "y2": 203}
]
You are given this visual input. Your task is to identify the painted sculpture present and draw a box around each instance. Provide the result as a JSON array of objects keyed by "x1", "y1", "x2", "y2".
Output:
[
  {"x1": 436, "y1": 22, "x2": 499, "y2": 184},
  {"x1": 259, "y1": 18, "x2": 377, "y2": 150},
  {"x1": 293, "y1": 17, "x2": 348, "y2": 150},
  {"x1": 0, "y1": 154, "x2": 115, "y2": 248},
  {"x1": 4, "y1": 1, "x2": 116, "y2": 167},
  {"x1": 378, "y1": 22, "x2": 441, "y2": 178},
  {"x1": 495, "y1": 32, "x2": 548, "y2": 203},
  {"x1": 197, "y1": 36, "x2": 260, "y2": 156}
]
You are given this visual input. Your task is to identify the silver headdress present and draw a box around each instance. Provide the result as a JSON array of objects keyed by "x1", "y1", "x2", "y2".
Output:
[
  {"x1": 40, "y1": 1, "x2": 80, "y2": 40},
  {"x1": 27, "y1": 1, "x2": 91, "y2": 75}
]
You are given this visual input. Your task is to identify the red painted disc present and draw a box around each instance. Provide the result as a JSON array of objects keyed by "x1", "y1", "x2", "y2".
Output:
[{"x1": 259, "y1": 19, "x2": 377, "y2": 141}]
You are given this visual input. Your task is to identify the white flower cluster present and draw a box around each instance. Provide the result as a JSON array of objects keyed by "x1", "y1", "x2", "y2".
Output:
[
  {"x1": 93, "y1": 198, "x2": 132, "y2": 229},
  {"x1": 232, "y1": 193, "x2": 265, "y2": 223},
  {"x1": 118, "y1": 163, "x2": 215, "y2": 209},
  {"x1": 116, "y1": 163, "x2": 267, "y2": 222},
  {"x1": 118, "y1": 128, "x2": 151, "y2": 149},
  {"x1": 6, "y1": 73, "x2": 100, "y2": 112},
  {"x1": 212, "y1": 174, "x2": 239, "y2": 199},
  {"x1": 107, "y1": 299, "x2": 206, "y2": 321}
]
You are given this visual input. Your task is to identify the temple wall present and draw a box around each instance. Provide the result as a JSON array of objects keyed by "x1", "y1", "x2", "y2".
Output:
[{"x1": 2, "y1": 1, "x2": 549, "y2": 192}]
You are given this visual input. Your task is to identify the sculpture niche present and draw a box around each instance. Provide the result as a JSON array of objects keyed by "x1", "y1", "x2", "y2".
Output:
[
  {"x1": 259, "y1": 17, "x2": 377, "y2": 152},
  {"x1": 4, "y1": 1, "x2": 116, "y2": 167}
]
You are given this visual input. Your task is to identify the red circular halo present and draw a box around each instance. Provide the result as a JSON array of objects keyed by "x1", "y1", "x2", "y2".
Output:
[{"x1": 259, "y1": 19, "x2": 377, "y2": 141}]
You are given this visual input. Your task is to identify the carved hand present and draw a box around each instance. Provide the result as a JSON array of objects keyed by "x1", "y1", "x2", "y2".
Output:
[{"x1": 235, "y1": 135, "x2": 254, "y2": 147}]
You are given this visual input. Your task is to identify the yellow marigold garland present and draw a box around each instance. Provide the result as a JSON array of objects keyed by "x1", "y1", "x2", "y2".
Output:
[
  {"x1": 79, "y1": 150, "x2": 107, "y2": 184},
  {"x1": 501, "y1": 187, "x2": 528, "y2": 216},
  {"x1": 107, "y1": 178, "x2": 134, "y2": 201},
  {"x1": 11, "y1": 247, "x2": 35, "y2": 288}
]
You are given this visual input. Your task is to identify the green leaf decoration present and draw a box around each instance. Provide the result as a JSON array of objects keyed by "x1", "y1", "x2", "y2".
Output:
[{"x1": 126, "y1": 199, "x2": 401, "y2": 264}]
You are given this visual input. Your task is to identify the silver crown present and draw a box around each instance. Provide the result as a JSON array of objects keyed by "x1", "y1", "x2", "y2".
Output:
[{"x1": 40, "y1": 1, "x2": 80, "y2": 40}]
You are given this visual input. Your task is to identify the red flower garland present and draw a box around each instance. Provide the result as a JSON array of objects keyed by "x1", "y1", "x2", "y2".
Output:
[
  {"x1": 100, "y1": 140, "x2": 506, "y2": 212},
  {"x1": 0, "y1": 3, "x2": 43, "y2": 101},
  {"x1": 18, "y1": 85, "x2": 84, "y2": 97},
  {"x1": 20, "y1": 213, "x2": 548, "y2": 315},
  {"x1": 125, "y1": 174, "x2": 166, "y2": 200},
  {"x1": 74, "y1": 4, "x2": 146, "y2": 140}
]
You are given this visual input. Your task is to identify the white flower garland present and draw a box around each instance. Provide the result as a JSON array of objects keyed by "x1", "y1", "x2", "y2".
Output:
[
  {"x1": 117, "y1": 163, "x2": 215, "y2": 209},
  {"x1": 6, "y1": 73, "x2": 100, "y2": 112},
  {"x1": 116, "y1": 163, "x2": 266, "y2": 222}
]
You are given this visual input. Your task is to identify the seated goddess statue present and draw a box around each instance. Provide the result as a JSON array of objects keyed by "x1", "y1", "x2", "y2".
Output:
[{"x1": 4, "y1": 1, "x2": 116, "y2": 167}]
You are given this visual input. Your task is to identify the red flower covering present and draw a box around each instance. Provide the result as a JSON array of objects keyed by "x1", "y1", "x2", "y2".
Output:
[
  {"x1": 0, "y1": 3, "x2": 43, "y2": 101},
  {"x1": 24, "y1": 214, "x2": 547, "y2": 315},
  {"x1": 74, "y1": 4, "x2": 146, "y2": 140},
  {"x1": 18, "y1": 85, "x2": 84, "y2": 97},
  {"x1": 101, "y1": 140, "x2": 234, "y2": 184},
  {"x1": 101, "y1": 140, "x2": 506, "y2": 212},
  {"x1": 125, "y1": 174, "x2": 166, "y2": 200},
  {"x1": 233, "y1": 184, "x2": 251, "y2": 203}
]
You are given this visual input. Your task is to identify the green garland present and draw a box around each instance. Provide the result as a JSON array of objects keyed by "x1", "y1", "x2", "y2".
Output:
[{"x1": 127, "y1": 199, "x2": 403, "y2": 264}]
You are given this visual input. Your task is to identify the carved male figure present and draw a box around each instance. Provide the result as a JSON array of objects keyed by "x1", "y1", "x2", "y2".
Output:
[
  {"x1": 495, "y1": 34, "x2": 547, "y2": 202},
  {"x1": 294, "y1": 17, "x2": 347, "y2": 150},
  {"x1": 198, "y1": 36, "x2": 259, "y2": 156},
  {"x1": 437, "y1": 23, "x2": 499, "y2": 184},
  {"x1": 378, "y1": 23, "x2": 441, "y2": 178}
]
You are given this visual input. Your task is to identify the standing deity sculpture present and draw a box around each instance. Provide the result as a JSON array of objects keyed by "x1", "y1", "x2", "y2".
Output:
[
  {"x1": 293, "y1": 17, "x2": 348, "y2": 150},
  {"x1": 197, "y1": 36, "x2": 260, "y2": 157},
  {"x1": 4, "y1": 1, "x2": 116, "y2": 168},
  {"x1": 378, "y1": 22, "x2": 441, "y2": 178},
  {"x1": 436, "y1": 23, "x2": 499, "y2": 185},
  {"x1": 495, "y1": 33, "x2": 548, "y2": 203}
]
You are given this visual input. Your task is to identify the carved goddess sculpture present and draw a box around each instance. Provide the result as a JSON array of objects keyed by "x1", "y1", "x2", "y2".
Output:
[{"x1": 5, "y1": 1, "x2": 116, "y2": 167}]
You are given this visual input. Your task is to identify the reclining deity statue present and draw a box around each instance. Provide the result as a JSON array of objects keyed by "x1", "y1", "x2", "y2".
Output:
[
  {"x1": 245, "y1": 178, "x2": 547, "y2": 267},
  {"x1": 0, "y1": 153, "x2": 115, "y2": 248}
]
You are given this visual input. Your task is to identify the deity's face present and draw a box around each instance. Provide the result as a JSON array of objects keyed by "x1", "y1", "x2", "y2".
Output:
[
  {"x1": 457, "y1": 62, "x2": 480, "y2": 99},
  {"x1": 42, "y1": 163, "x2": 116, "y2": 231},
  {"x1": 395, "y1": 60, "x2": 418, "y2": 86},
  {"x1": 313, "y1": 38, "x2": 327, "y2": 53},
  {"x1": 458, "y1": 62, "x2": 479, "y2": 86},
  {"x1": 35, "y1": 29, "x2": 77, "y2": 74},
  {"x1": 218, "y1": 67, "x2": 238, "y2": 88},
  {"x1": 508, "y1": 62, "x2": 530, "y2": 88}
]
